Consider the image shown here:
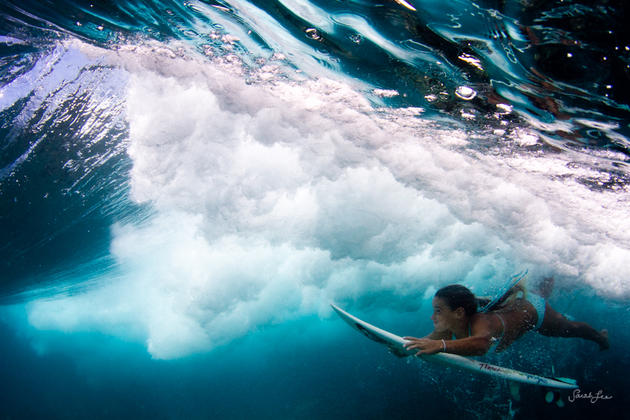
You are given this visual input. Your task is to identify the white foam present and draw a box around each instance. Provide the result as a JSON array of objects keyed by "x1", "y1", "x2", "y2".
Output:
[{"x1": 23, "y1": 40, "x2": 630, "y2": 358}]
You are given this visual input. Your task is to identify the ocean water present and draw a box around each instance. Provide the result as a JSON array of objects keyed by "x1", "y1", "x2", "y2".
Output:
[{"x1": 1, "y1": 0, "x2": 629, "y2": 418}]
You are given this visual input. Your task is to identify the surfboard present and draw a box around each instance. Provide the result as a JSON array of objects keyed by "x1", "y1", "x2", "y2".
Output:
[
  {"x1": 478, "y1": 270, "x2": 528, "y2": 313},
  {"x1": 331, "y1": 304, "x2": 578, "y2": 390}
]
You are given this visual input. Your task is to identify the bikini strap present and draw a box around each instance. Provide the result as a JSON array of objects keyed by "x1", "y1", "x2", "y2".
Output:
[{"x1": 495, "y1": 313, "x2": 506, "y2": 335}]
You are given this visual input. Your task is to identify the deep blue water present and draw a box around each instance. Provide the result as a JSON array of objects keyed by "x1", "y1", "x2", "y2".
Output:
[{"x1": 1, "y1": 1, "x2": 629, "y2": 418}]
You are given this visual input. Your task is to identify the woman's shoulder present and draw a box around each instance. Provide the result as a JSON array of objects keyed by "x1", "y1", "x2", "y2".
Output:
[
  {"x1": 470, "y1": 312, "x2": 498, "y2": 332},
  {"x1": 471, "y1": 312, "x2": 494, "y2": 321}
]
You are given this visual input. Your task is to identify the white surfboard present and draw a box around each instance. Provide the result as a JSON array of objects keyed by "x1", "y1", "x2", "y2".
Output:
[{"x1": 331, "y1": 304, "x2": 578, "y2": 389}]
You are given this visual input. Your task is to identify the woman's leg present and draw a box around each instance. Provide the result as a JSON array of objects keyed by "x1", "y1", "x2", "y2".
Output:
[{"x1": 538, "y1": 304, "x2": 609, "y2": 350}]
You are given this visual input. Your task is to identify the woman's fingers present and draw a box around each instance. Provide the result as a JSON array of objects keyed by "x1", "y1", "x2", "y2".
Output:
[
  {"x1": 403, "y1": 338, "x2": 442, "y2": 355},
  {"x1": 403, "y1": 337, "x2": 427, "y2": 350}
]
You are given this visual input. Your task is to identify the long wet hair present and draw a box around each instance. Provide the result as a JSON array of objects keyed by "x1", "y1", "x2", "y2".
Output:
[
  {"x1": 436, "y1": 283, "x2": 525, "y2": 316},
  {"x1": 435, "y1": 285, "x2": 478, "y2": 316}
]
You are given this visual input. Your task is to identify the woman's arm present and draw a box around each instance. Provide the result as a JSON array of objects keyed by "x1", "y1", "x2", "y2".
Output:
[
  {"x1": 402, "y1": 335, "x2": 492, "y2": 356},
  {"x1": 407, "y1": 335, "x2": 492, "y2": 356},
  {"x1": 424, "y1": 330, "x2": 452, "y2": 340},
  {"x1": 388, "y1": 330, "x2": 450, "y2": 357},
  {"x1": 403, "y1": 316, "x2": 493, "y2": 356}
]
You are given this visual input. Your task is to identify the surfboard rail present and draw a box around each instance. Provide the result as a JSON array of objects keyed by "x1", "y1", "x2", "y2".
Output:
[{"x1": 331, "y1": 303, "x2": 578, "y2": 390}]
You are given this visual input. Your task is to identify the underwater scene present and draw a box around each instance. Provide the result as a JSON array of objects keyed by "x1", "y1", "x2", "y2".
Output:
[{"x1": 1, "y1": 0, "x2": 629, "y2": 418}]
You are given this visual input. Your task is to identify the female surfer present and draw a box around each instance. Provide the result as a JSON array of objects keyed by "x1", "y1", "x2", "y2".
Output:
[{"x1": 403, "y1": 281, "x2": 609, "y2": 356}]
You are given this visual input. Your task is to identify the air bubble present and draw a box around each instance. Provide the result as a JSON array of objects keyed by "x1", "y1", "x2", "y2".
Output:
[
  {"x1": 496, "y1": 103, "x2": 513, "y2": 113},
  {"x1": 305, "y1": 28, "x2": 321, "y2": 41},
  {"x1": 455, "y1": 86, "x2": 477, "y2": 100}
]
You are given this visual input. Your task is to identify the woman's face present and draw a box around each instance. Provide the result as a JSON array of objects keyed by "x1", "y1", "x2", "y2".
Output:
[{"x1": 431, "y1": 297, "x2": 459, "y2": 332}]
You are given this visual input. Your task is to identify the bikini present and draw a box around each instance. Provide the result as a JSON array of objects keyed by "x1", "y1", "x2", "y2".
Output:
[
  {"x1": 448, "y1": 293, "x2": 546, "y2": 352},
  {"x1": 525, "y1": 292, "x2": 546, "y2": 331}
]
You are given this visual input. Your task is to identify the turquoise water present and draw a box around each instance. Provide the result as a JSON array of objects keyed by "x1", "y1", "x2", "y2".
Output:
[{"x1": 1, "y1": 1, "x2": 629, "y2": 418}]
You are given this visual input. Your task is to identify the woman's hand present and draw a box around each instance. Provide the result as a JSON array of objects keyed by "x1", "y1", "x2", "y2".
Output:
[{"x1": 402, "y1": 336, "x2": 444, "y2": 355}]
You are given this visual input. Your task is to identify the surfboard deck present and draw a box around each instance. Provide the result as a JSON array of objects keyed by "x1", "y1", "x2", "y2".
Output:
[{"x1": 331, "y1": 303, "x2": 578, "y2": 390}]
